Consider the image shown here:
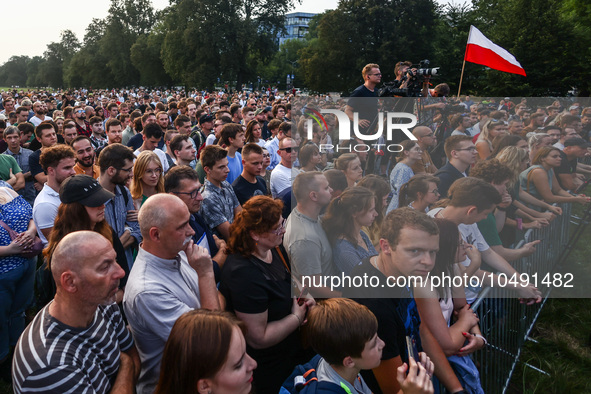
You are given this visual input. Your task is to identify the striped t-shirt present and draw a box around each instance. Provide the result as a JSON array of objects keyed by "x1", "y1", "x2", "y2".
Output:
[{"x1": 12, "y1": 302, "x2": 134, "y2": 394}]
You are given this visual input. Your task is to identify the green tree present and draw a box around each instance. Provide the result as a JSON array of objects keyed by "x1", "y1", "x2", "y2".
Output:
[
  {"x1": 0, "y1": 56, "x2": 31, "y2": 87},
  {"x1": 259, "y1": 39, "x2": 306, "y2": 89},
  {"x1": 65, "y1": 19, "x2": 115, "y2": 88},
  {"x1": 130, "y1": 22, "x2": 173, "y2": 86},
  {"x1": 298, "y1": 0, "x2": 439, "y2": 94},
  {"x1": 469, "y1": 0, "x2": 582, "y2": 96},
  {"x1": 38, "y1": 30, "x2": 80, "y2": 88},
  {"x1": 160, "y1": 0, "x2": 294, "y2": 90}
]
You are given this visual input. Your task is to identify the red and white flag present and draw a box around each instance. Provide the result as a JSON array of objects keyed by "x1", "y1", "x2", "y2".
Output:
[{"x1": 465, "y1": 25, "x2": 526, "y2": 76}]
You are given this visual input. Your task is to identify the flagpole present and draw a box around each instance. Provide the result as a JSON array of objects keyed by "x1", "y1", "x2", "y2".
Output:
[{"x1": 457, "y1": 58, "x2": 466, "y2": 99}]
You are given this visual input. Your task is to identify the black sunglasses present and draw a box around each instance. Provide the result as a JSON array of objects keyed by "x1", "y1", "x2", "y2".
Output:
[{"x1": 279, "y1": 147, "x2": 298, "y2": 153}]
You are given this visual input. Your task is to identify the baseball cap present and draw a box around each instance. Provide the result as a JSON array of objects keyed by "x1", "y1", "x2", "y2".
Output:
[
  {"x1": 569, "y1": 105, "x2": 579, "y2": 110},
  {"x1": 255, "y1": 108, "x2": 264, "y2": 116},
  {"x1": 564, "y1": 137, "x2": 591, "y2": 148},
  {"x1": 263, "y1": 106, "x2": 272, "y2": 113},
  {"x1": 59, "y1": 175, "x2": 115, "y2": 207},
  {"x1": 199, "y1": 114, "x2": 214, "y2": 124}
]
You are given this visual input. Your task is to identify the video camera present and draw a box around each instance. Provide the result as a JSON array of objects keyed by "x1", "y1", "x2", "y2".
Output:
[{"x1": 379, "y1": 59, "x2": 440, "y2": 98}]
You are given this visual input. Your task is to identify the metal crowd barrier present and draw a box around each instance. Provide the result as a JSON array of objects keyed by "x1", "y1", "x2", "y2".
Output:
[{"x1": 469, "y1": 203, "x2": 575, "y2": 393}]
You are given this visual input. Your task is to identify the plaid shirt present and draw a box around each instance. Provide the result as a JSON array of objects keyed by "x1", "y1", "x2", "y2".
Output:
[{"x1": 75, "y1": 120, "x2": 92, "y2": 137}]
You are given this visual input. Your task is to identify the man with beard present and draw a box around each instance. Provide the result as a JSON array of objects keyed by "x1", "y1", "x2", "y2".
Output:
[
  {"x1": 98, "y1": 144, "x2": 141, "y2": 270},
  {"x1": 3, "y1": 126, "x2": 34, "y2": 204},
  {"x1": 95, "y1": 119, "x2": 124, "y2": 157},
  {"x1": 72, "y1": 136, "x2": 100, "y2": 179},
  {"x1": 33, "y1": 145, "x2": 76, "y2": 246},
  {"x1": 63, "y1": 121, "x2": 79, "y2": 145},
  {"x1": 12, "y1": 231, "x2": 140, "y2": 394},
  {"x1": 73, "y1": 105, "x2": 92, "y2": 137},
  {"x1": 28, "y1": 101, "x2": 52, "y2": 127}
]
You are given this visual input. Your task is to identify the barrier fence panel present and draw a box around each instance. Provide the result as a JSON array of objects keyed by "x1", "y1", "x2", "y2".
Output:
[{"x1": 469, "y1": 203, "x2": 574, "y2": 393}]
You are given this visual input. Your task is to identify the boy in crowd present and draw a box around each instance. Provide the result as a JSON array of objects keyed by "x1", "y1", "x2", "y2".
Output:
[
  {"x1": 282, "y1": 298, "x2": 433, "y2": 394},
  {"x1": 200, "y1": 145, "x2": 242, "y2": 240},
  {"x1": 232, "y1": 143, "x2": 268, "y2": 204},
  {"x1": 220, "y1": 123, "x2": 245, "y2": 184}
]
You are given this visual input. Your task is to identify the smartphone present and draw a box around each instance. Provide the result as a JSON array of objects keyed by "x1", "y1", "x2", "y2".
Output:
[{"x1": 405, "y1": 336, "x2": 420, "y2": 369}]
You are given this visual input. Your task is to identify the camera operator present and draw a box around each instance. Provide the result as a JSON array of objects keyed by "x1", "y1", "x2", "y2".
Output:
[
  {"x1": 345, "y1": 63, "x2": 381, "y2": 132},
  {"x1": 345, "y1": 63, "x2": 382, "y2": 173}
]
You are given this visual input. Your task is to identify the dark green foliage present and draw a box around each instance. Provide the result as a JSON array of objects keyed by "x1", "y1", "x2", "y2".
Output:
[{"x1": 0, "y1": 0, "x2": 590, "y2": 95}]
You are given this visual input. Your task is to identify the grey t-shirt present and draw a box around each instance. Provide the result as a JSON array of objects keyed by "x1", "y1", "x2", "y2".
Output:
[{"x1": 283, "y1": 207, "x2": 337, "y2": 281}]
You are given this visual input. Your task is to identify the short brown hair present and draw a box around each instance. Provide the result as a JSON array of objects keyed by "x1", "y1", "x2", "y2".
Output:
[
  {"x1": 470, "y1": 159, "x2": 513, "y2": 185},
  {"x1": 394, "y1": 61, "x2": 412, "y2": 76},
  {"x1": 303, "y1": 298, "x2": 378, "y2": 365},
  {"x1": 293, "y1": 171, "x2": 325, "y2": 202},
  {"x1": 444, "y1": 135, "x2": 472, "y2": 160},
  {"x1": 268, "y1": 119, "x2": 282, "y2": 132},
  {"x1": 199, "y1": 145, "x2": 227, "y2": 169},
  {"x1": 241, "y1": 142, "x2": 263, "y2": 158},
  {"x1": 381, "y1": 207, "x2": 438, "y2": 250},
  {"x1": 446, "y1": 177, "x2": 501, "y2": 210},
  {"x1": 39, "y1": 144, "x2": 75, "y2": 171},
  {"x1": 105, "y1": 118, "x2": 121, "y2": 132}
]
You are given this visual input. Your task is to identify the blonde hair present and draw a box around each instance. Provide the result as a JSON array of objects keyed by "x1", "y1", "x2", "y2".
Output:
[
  {"x1": 496, "y1": 146, "x2": 529, "y2": 187},
  {"x1": 130, "y1": 151, "x2": 165, "y2": 200}
]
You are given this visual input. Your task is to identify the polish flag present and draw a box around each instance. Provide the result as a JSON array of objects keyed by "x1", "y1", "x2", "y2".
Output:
[{"x1": 465, "y1": 25, "x2": 526, "y2": 76}]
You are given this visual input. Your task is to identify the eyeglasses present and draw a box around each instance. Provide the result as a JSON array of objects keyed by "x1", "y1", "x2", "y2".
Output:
[
  {"x1": 270, "y1": 218, "x2": 287, "y2": 235},
  {"x1": 279, "y1": 147, "x2": 298, "y2": 153},
  {"x1": 262, "y1": 153, "x2": 271, "y2": 158},
  {"x1": 173, "y1": 187, "x2": 201, "y2": 199},
  {"x1": 145, "y1": 168, "x2": 162, "y2": 176},
  {"x1": 76, "y1": 110, "x2": 85, "y2": 114},
  {"x1": 117, "y1": 166, "x2": 133, "y2": 173},
  {"x1": 455, "y1": 147, "x2": 477, "y2": 152}
]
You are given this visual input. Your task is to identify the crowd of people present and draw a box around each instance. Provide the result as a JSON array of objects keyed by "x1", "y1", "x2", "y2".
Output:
[{"x1": 0, "y1": 72, "x2": 589, "y2": 393}]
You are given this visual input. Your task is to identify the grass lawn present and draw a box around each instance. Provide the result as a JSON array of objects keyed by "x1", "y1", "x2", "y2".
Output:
[{"x1": 507, "y1": 200, "x2": 591, "y2": 393}]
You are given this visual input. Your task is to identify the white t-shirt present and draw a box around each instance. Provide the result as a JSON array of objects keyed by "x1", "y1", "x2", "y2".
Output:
[
  {"x1": 428, "y1": 207, "x2": 490, "y2": 302},
  {"x1": 32, "y1": 184, "x2": 61, "y2": 246},
  {"x1": 270, "y1": 163, "x2": 298, "y2": 198},
  {"x1": 133, "y1": 148, "x2": 170, "y2": 173}
]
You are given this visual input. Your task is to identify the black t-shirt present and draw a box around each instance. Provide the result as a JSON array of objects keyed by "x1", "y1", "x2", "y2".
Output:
[
  {"x1": 219, "y1": 248, "x2": 308, "y2": 394},
  {"x1": 555, "y1": 151, "x2": 578, "y2": 189},
  {"x1": 347, "y1": 84, "x2": 379, "y2": 135},
  {"x1": 232, "y1": 175, "x2": 268, "y2": 205},
  {"x1": 346, "y1": 258, "x2": 423, "y2": 394},
  {"x1": 555, "y1": 151, "x2": 577, "y2": 175},
  {"x1": 29, "y1": 149, "x2": 43, "y2": 178}
]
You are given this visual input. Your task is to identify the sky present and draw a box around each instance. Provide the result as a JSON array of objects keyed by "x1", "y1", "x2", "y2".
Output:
[{"x1": 0, "y1": 0, "x2": 340, "y2": 66}]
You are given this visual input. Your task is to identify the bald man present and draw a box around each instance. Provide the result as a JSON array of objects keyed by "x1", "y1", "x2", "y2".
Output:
[
  {"x1": 123, "y1": 193, "x2": 220, "y2": 394},
  {"x1": 411, "y1": 126, "x2": 438, "y2": 174},
  {"x1": 13, "y1": 231, "x2": 140, "y2": 394}
]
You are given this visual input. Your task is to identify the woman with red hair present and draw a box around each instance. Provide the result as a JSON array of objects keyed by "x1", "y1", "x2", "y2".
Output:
[{"x1": 219, "y1": 196, "x2": 314, "y2": 394}]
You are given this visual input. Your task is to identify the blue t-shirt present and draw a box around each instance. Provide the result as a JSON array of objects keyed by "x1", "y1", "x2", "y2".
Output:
[{"x1": 226, "y1": 152, "x2": 242, "y2": 185}]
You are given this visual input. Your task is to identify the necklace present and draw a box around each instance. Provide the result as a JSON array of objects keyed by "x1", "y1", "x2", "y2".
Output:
[{"x1": 253, "y1": 249, "x2": 271, "y2": 263}]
